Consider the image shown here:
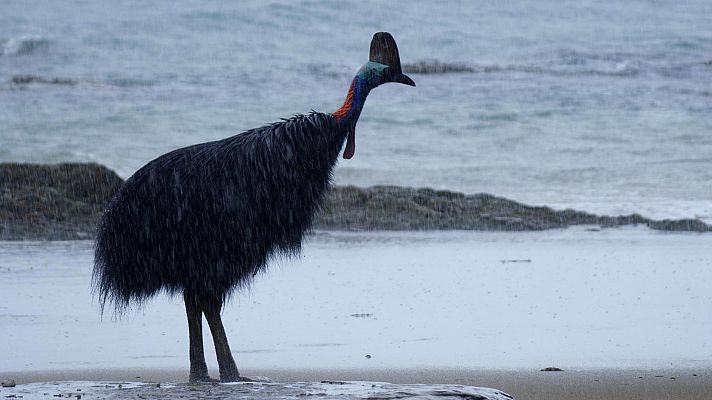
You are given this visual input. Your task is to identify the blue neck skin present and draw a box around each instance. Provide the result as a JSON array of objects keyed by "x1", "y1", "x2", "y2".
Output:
[{"x1": 335, "y1": 61, "x2": 389, "y2": 125}]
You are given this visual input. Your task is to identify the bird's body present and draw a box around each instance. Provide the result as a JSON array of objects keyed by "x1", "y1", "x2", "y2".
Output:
[
  {"x1": 94, "y1": 112, "x2": 345, "y2": 310},
  {"x1": 93, "y1": 32, "x2": 414, "y2": 382}
]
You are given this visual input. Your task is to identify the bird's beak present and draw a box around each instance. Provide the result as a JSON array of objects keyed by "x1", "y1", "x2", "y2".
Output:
[{"x1": 394, "y1": 73, "x2": 416, "y2": 87}]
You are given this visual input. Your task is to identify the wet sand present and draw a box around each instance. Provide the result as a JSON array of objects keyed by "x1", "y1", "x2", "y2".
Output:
[
  {"x1": 3, "y1": 230, "x2": 712, "y2": 399},
  {"x1": 4, "y1": 367, "x2": 711, "y2": 400}
]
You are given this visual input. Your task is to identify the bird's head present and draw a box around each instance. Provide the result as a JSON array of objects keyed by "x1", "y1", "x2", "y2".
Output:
[
  {"x1": 358, "y1": 31, "x2": 415, "y2": 89},
  {"x1": 357, "y1": 32, "x2": 415, "y2": 91},
  {"x1": 354, "y1": 61, "x2": 416, "y2": 91},
  {"x1": 336, "y1": 32, "x2": 415, "y2": 159}
]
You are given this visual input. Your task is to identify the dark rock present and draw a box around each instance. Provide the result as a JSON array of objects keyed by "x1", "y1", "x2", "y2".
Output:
[
  {"x1": 314, "y1": 185, "x2": 709, "y2": 232},
  {"x1": 1, "y1": 163, "x2": 710, "y2": 240},
  {"x1": 403, "y1": 61, "x2": 476, "y2": 74},
  {"x1": 540, "y1": 367, "x2": 563, "y2": 372},
  {"x1": 0, "y1": 163, "x2": 123, "y2": 240},
  {"x1": 11, "y1": 75, "x2": 77, "y2": 85},
  {"x1": 1, "y1": 379, "x2": 16, "y2": 387},
  {"x1": 647, "y1": 218, "x2": 711, "y2": 232},
  {"x1": 402, "y1": 61, "x2": 518, "y2": 75}
]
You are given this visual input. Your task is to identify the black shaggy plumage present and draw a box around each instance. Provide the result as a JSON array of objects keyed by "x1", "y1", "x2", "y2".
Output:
[
  {"x1": 94, "y1": 112, "x2": 345, "y2": 311},
  {"x1": 92, "y1": 32, "x2": 414, "y2": 382}
]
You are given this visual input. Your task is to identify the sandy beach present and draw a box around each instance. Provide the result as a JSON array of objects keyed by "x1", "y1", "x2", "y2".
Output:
[{"x1": 2, "y1": 228, "x2": 711, "y2": 399}]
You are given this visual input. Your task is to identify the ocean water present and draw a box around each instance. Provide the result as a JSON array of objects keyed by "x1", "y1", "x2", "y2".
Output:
[{"x1": 1, "y1": 0, "x2": 711, "y2": 221}]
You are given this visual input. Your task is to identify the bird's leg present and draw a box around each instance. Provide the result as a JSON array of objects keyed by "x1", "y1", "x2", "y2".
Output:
[
  {"x1": 203, "y1": 300, "x2": 244, "y2": 382},
  {"x1": 184, "y1": 292, "x2": 211, "y2": 383}
]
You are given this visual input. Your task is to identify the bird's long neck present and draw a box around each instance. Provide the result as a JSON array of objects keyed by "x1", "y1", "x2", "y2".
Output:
[{"x1": 332, "y1": 76, "x2": 369, "y2": 127}]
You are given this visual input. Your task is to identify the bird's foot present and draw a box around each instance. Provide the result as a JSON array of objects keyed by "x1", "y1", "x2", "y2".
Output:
[{"x1": 189, "y1": 373, "x2": 218, "y2": 384}]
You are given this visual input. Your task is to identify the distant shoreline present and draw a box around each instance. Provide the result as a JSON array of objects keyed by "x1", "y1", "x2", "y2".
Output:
[{"x1": 1, "y1": 162, "x2": 709, "y2": 241}]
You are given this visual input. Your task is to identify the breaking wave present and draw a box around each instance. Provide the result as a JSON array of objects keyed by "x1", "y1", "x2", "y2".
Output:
[
  {"x1": 0, "y1": 35, "x2": 50, "y2": 56},
  {"x1": 104, "y1": 77, "x2": 158, "y2": 88},
  {"x1": 404, "y1": 50, "x2": 710, "y2": 77},
  {"x1": 306, "y1": 63, "x2": 352, "y2": 79},
  {"x1": 5, "y1": 74, "x2": 157, "y2": 89},
  {"x1": 403, "y1": 60, "x2": 640, "y2": 77}
]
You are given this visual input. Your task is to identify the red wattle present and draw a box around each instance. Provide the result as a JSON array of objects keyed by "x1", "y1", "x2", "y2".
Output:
[{"x1": 343, "y1": 128, "x2": 355, "y2": 159}]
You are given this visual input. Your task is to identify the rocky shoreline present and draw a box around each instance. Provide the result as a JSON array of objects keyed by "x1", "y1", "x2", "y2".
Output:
[
  {"x1": 0, "y1": 163, "x2": 123, "y2": 240},
  {"x1": 0, "y1": 163, "x2": 709, "y2": 240}
]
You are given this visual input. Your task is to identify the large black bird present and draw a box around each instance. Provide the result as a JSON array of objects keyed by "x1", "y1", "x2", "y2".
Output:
[{"x1": 93, "y1": 32, "x2": 415, "y2": 382}]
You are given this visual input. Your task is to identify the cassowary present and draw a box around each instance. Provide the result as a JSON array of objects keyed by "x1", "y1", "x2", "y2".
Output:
[{"x1": 93, "y1": 32, "x2": 414, "y2": 382}]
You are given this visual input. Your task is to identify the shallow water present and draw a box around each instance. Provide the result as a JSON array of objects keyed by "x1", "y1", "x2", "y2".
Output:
[
  {"x1": 0, "y1": 380, "x2": 515, "y2": 400},
  {"x1": 1, "y1": 1, "x2": 711, "y2": 220},
  {"x1": 1, "y1": 228, "x2": 711, "y2": 374}
]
